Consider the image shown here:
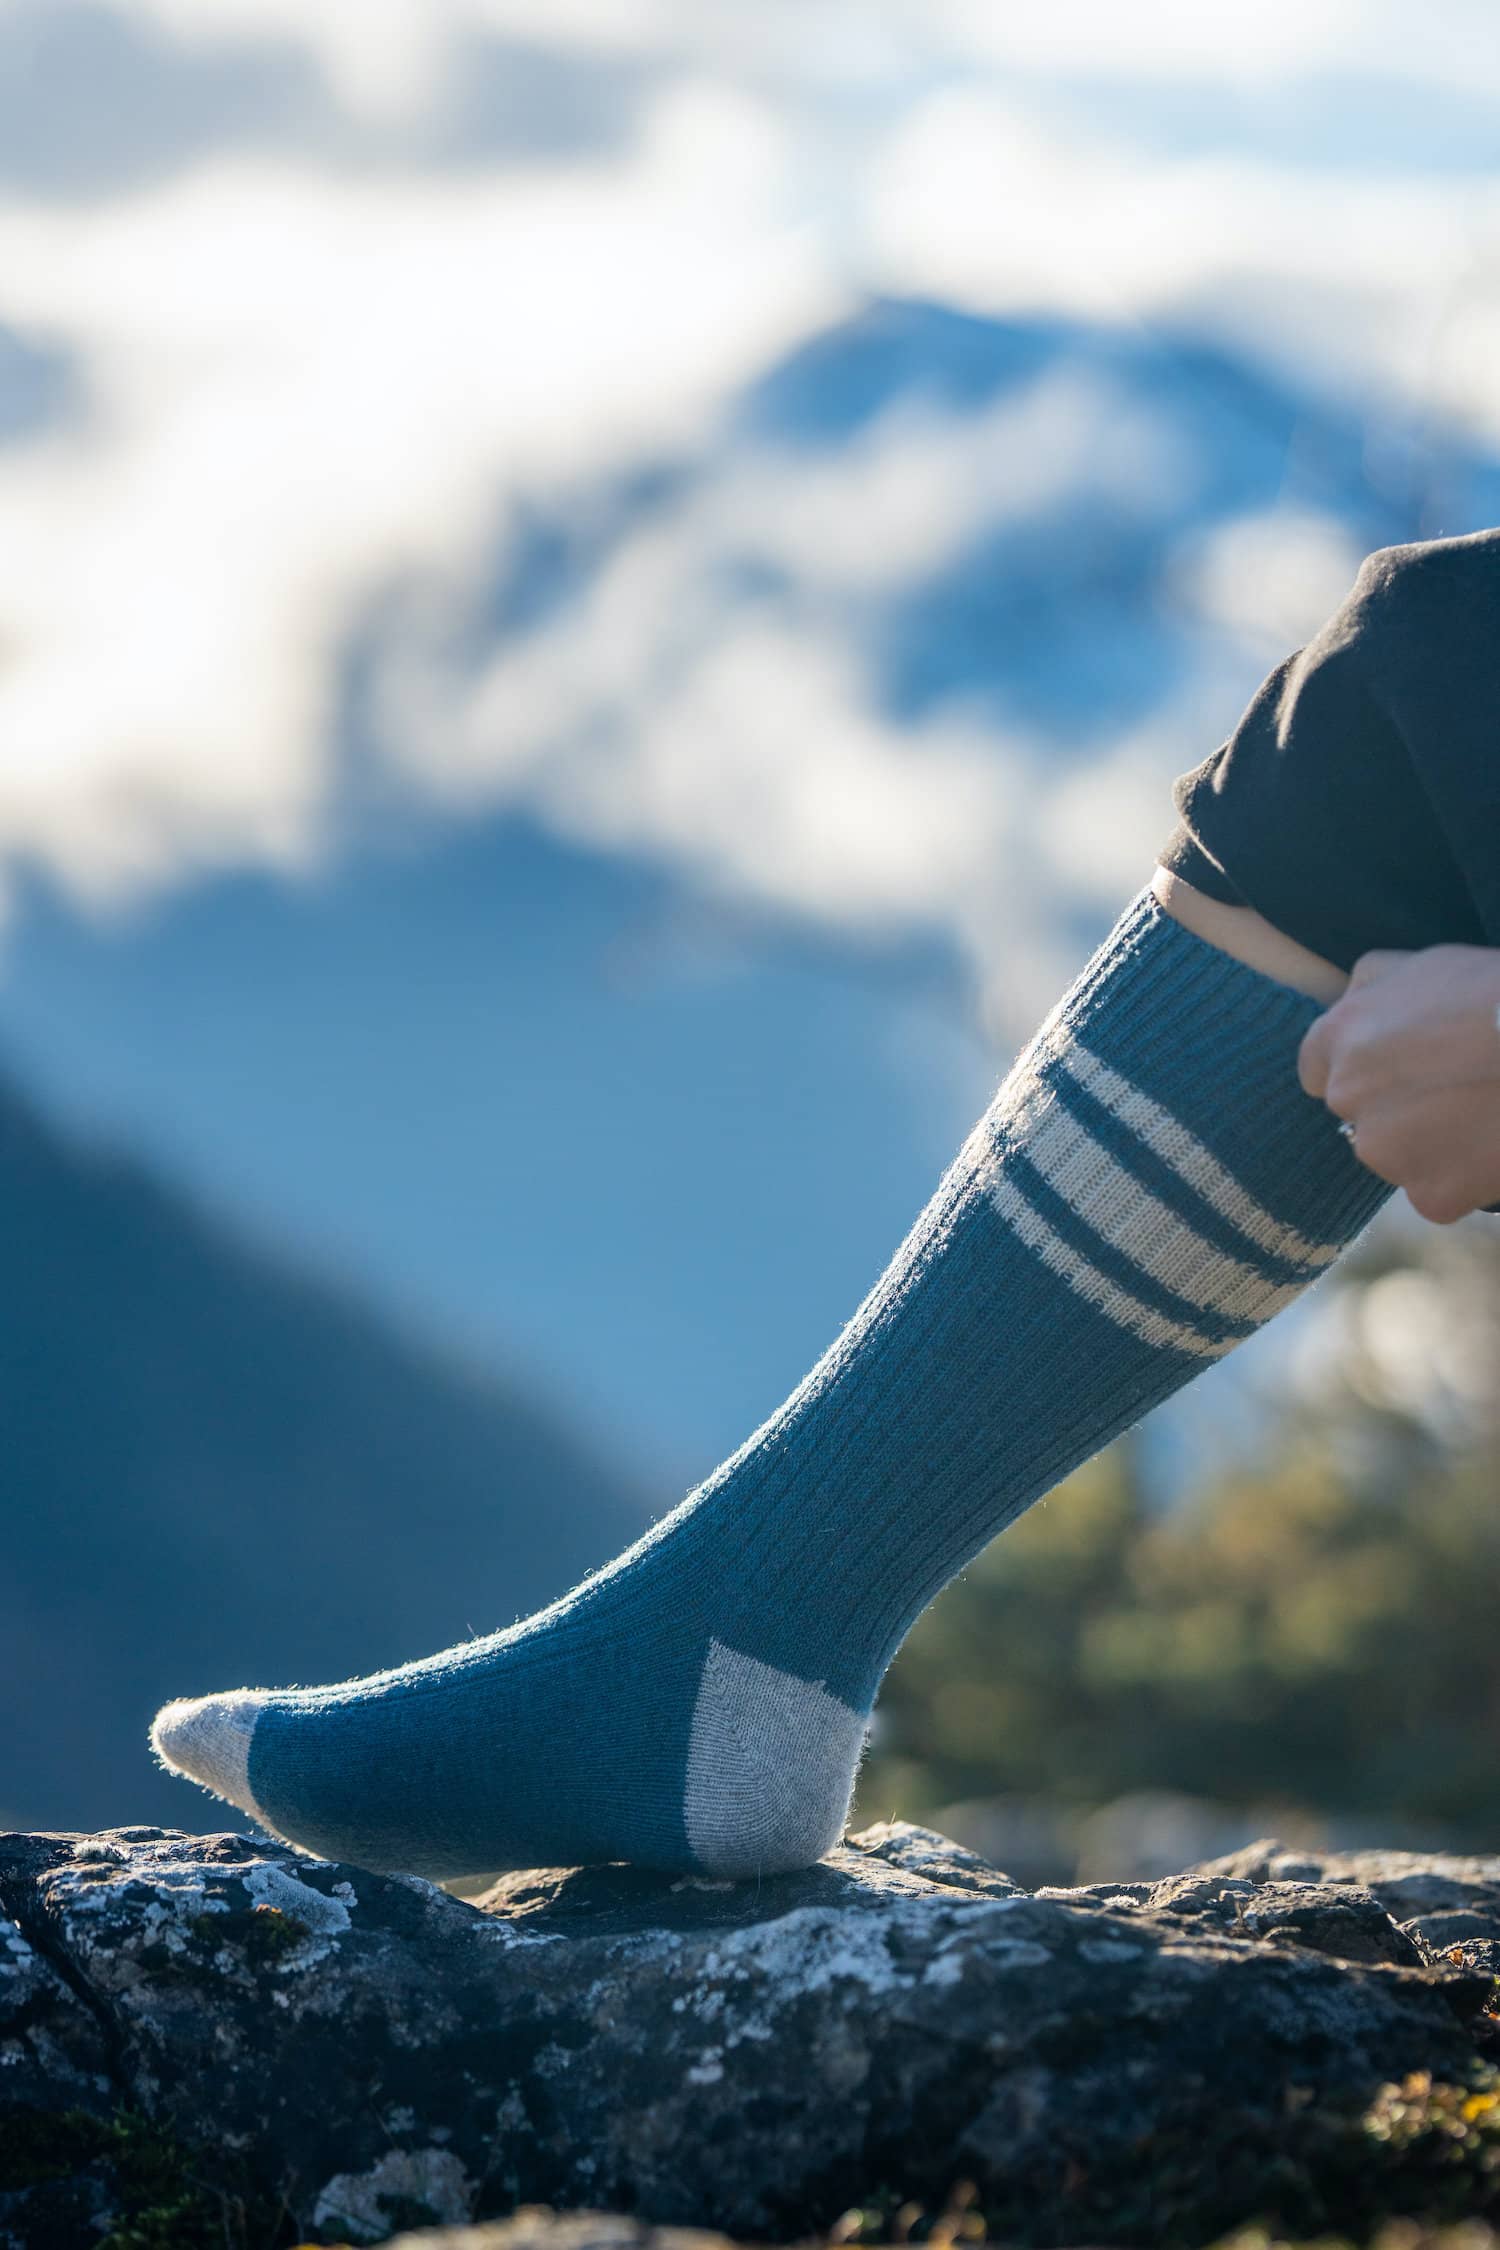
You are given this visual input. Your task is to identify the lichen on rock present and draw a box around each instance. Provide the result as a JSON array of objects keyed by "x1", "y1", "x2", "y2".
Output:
[{"x1": 4, "y1": 1820, "x2": 1500, "y2": 2249}]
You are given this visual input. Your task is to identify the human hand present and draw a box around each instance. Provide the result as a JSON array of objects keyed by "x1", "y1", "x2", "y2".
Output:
[{"x1": 1296, "y1": 945, "x2": 1500, "y2": 1223}]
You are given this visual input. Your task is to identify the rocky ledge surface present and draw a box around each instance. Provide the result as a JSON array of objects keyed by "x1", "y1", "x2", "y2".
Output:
[{"x1": 4, "y1": 1821, "x2": 1500, "y2": 2250}]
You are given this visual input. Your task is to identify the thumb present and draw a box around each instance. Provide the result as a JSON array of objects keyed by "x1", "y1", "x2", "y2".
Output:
[
  {"x1": 1347, "y1": 947, "x2": 1413, "y2": 991},
  {"x1": 1297, "y1": 1009, "x2": 1336, "y2": 1099}
]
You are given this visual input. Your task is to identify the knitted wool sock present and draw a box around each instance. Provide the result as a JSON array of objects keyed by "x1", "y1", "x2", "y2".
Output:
[{"x1": 152, "y1": 889, "x2": 1389, "y2": 1880}]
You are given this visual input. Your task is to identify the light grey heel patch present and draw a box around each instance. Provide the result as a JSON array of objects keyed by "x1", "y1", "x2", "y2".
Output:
[{"x1": 683, "y1": 1638, "x2": 868, "y2": 1879}]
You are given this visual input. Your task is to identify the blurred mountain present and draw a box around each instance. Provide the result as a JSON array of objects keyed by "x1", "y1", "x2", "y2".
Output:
[
  {"x1": 470, "y1": 296, "x2": 1500, "y2": 757},
  {"x1": 1, "y1": 1068, "x2": 651, "y2": 1835}
]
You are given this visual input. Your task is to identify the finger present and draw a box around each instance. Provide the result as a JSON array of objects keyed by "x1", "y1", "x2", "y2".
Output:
[
  {"x1": 1321, "y1": 1059, "x2": 1363, "y2": 1121},
  {"x1": 1297, "y1": 1012, "x2": 1335, "y2": 1099},
  {"x1": 1346, "y1": 948, "x2": 1413, "y2": 991},
  {"x1": 1338, "y1": 1111, "x2": 1408, "y2": 1190},
  {"x1": 1346, "y1": 1087, "x2": 1499, "y2": 1216},
  {"x1": 1404, "y1": 1179, "x2": 1477, "y2": 1226},
  {"x1": 1401, "y1": 1139, "x2": 1500, "y2": 1227}
]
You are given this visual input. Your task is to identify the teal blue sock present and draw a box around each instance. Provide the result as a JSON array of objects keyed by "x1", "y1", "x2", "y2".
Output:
[{"x1": 152, "y1": 889, "x2": 1389, "y2": 1879}]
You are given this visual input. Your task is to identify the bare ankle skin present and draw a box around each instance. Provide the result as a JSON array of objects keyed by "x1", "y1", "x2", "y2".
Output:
[{"x1": 1150, "y1": 866, "x2": 1349, "y2": 1005}]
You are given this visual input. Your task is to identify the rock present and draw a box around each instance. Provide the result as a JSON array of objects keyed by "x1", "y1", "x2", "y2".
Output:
[
  {"x1": 370, "y1": 2213, "x2": 743, "y2": 2250},
  {"x1": 341, "y1": 2218, "x2": 1500, "y2": 2250},
  {"x1": 364, "y1": 2216, "x2": 1500, "y2": 2250},
  {"x1": 0, "y1": 1848, "x2": 121, "y2": 2250},
  {"x1": 1034, "y1": 1868, "x2": 1428, "y2": 1968},
  {"x1": 1, "y1": 1821, "x2": 1496, "y2": 2250},
  {"x1": 1192, "y1": 1839, "x2": 1500, "y2": 1975}
]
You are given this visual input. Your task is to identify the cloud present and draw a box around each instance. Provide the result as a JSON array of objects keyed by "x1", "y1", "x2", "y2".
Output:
[
  {"x1": 0, "y1": 4, "x2": 660, "y2": 200},
  {"x1": 864, "y1": 88, "x2": 1500, "y2": 438},
  {"x1": 84, "y1": 0, "x2": 685, "y2": 121},
  {"x1": 920, "y1": 0, "x2": 1500, "y2": 100},
  {"x1": 362, "y1": 359, "x2": 1345, "y2": 1030},
  {"x1": 1166, "y1": 507, "x2": 1371, "y2": 657},
  {"x1": 71, "y1": 0, "x2": 1500, "y2": 112},
  {"x1": 0, "y1": 0, "x2": 1493, "y2": 1006},
  {"x1": 396, "y1": 595, "x2": 1101, "y2": 1035},
  {"x1": 0, "y1": 84, "x2": 836, "y2": 907}
]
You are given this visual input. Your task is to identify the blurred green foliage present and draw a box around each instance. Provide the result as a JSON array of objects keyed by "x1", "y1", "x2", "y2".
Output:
[{"x1": 855, "y1": 1230, "x2": 1500, "y2": 1842}]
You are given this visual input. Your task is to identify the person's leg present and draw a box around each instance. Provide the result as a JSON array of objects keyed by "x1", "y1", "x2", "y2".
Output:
[
  {"x1": 1150, "y1": 866, "x2": 1349, "y2": 1004},
  {"x1": 153, "y1": 877, "x2": 1389, "y2": 1880}
]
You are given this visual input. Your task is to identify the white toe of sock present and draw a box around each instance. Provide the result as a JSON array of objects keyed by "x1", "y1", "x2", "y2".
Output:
[{"x1": 151, "y1": 1691, "x2": 267, "y2": 1819}]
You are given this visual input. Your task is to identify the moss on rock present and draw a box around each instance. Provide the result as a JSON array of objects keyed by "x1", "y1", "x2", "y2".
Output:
[{"x1": 0, "y1": 2101, "x2": 249, "y2": 2250}]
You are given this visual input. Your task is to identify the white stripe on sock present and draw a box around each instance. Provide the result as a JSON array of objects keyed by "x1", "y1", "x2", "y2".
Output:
[
  {"x1": 1058, "y1": 1039, "x2": 1340, "y2": 1269},
  {"x1": 988, "y1": 1173, "x2": 1230, "y2": 1359},
  {"x1": 1017, "y1": 1072, "x2": 1311, "y2": 1326}
]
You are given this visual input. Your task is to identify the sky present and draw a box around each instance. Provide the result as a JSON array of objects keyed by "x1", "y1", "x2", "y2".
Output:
[{"x1": 0, "y1": 0, "x2": 1496, "y2": 1486}]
